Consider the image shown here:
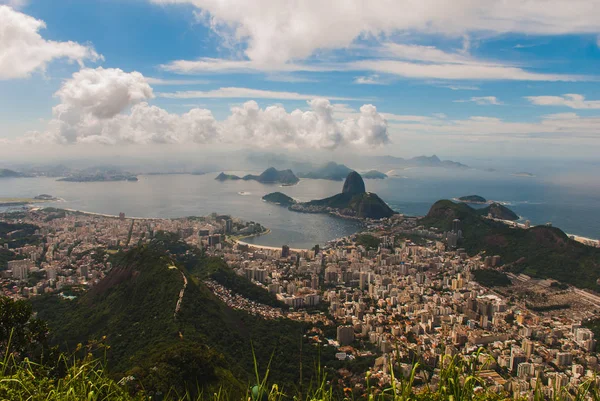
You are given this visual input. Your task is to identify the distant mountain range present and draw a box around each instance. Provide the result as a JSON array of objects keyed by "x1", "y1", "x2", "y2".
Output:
[
  {"x1": 370, "y1": 154, "x2": 469, "y2": 170},
  {"x1": 244, "y1": 154, "x2": 469, "y2": 182},
  {"x1": 215, "y1": 167, "x2": 299, "y2": 185}
]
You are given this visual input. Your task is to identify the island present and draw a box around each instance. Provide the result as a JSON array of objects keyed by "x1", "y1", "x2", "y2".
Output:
[
  {"x1": 215, "y1": 167, "x2": 299, "y2": 185},
  {"x1": 58, "y1": 175, "x2": 138, "y2": 182},
  {"x1": 34, "y1": 194, "x2": 59, "y2": 201},
  {"x1": 290, "y1": 171, "x2": 395, "y2": 219},
  {"x1": 457, "y1": 195, "x2": 487, "y2": 204},
  {"x1": 296, "y1": 162, "x2": 353, "y2": 181},
  {"x1": 262, "y1": 192, "x2": 296, "y2": 206},
  {"x1": 0, "y1": 168, "x2": 25, "y2": 178},
  {"x1": 361, "y1": 170, "x2": 387, "y2": 179},
  {"x1": 215, "y1": 172, "x2": 242, "y2": 181},
  {"x1": 512, "y1": 172, "x2": 535, "y2": 177}
]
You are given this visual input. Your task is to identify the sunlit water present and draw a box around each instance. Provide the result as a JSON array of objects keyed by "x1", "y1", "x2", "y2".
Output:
[{"x1": 0, "y1": 167, "x2": 598, "y2": 248}]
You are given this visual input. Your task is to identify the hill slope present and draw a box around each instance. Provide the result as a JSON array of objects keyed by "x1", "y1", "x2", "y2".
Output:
[
  {"x1": 421, "y1": 200, "x2": 600, "y2": 290},
  {"x1": 33, "y1": 235, "x2": 329, "y2": 395}
]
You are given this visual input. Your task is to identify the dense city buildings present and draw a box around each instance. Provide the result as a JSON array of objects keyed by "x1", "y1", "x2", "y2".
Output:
[{"x1": 1, "y1": 207, "x2": 599, "y2": 398}]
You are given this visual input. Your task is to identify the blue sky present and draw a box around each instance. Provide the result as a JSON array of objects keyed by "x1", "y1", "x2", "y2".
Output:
[{"x1": 1, "y1": 0, "x2": 600, "y2": 160}]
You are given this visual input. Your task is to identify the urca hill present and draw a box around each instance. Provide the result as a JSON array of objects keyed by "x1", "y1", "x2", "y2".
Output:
[{"x1": 265, "y1": 171, "x2": 395, "y2": 219}]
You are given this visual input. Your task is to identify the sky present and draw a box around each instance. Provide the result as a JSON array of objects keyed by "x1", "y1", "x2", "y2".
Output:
[{"x1": 1, "y1": 0, "x2": 600, "y2": 163}]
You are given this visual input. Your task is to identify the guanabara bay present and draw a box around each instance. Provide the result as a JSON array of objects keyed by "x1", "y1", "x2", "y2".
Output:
[{"x1": 1, "y1": 1, "x2": 600, "y2": 400}]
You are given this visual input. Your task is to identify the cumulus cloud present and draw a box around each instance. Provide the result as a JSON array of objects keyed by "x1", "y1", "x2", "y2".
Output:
[
  {"x1": 0, "y1": 5, "x2": 101, "y2": 79},
  {"x1": 525, "y1": 94, "x2": 600, "y2": 109},
  {"x1": 454, "y1": 96, "x2": 503, "y2": 105},
  {"x1": 22, "y1": 68, "x2": 389, "y2": 149},
  {"x1": 55, "y1": 67, "x2": 154, "y2": 119},
  {"x1": 151, "y1": 0, "x2": 600, "y2": 66}
]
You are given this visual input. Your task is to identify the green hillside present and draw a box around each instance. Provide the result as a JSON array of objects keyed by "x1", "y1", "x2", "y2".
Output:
[
  {"x1": 32, "y1": 234, "x2": 330, "y2": 396},
  {"x1": 476, "y1": 203, "x2": 519, "y2": 221},
  {"x1": 421, "y1": 200, "x2": 600, "y2": 290}
]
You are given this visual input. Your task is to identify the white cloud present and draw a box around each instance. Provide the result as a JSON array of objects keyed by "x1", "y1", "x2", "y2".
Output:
[
  {"x1": 0, "y1": 6, "x2": 101, "y2": 79},
  {"x1": 145, "y1": 77, "x2": 210, "y2": 85},
  {"x1": 354, "y1": 75, "x2": 384, "y2": 85},
  {"x1": 382, "y1": 113, "x2": 436, "y2": 123},
  {"x1": 54, "y1": 67, "x2": 154, "y2": 119},
  {"x1": 444, "y1": 85, "x2": 480, "y2": 90},
  {"x1": 454, "y1": 96, "x2": 503, "y2": 105},
  {"x1": 160, "y1": 58, "x2": 325, "y2": 74},
  {"x1": 0, "y1": 0, "x2": 27, "y2": 9},
  {"x1": 21, "y1": 68, "x2": 389, "y2": 149},
  {"x1": 350, "y1": 59, "x2": 582, "y2": 82},
  {"x1": 158, "y1": 87, "x2": 362, "y2": 101},
  {"x1": 382, "y1": 43, "x2": 476, "y2": 65},
  {"x1": 525, "y1": 94, "x2": 600, "y2": 109},
  {"x1": 162, "y1": 54, "x2": 584, "y2": 82},
  {"x1": 151, "y1": 0, "x2": 600, "y2": 66},
  {"x1": 388, "y1": 113, "x2": 600, "y2": 139}
]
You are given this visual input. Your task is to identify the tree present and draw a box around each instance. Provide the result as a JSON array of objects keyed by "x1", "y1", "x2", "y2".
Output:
[{"x1": 0, "y1": 297, "x2": 49, "y2": 359}]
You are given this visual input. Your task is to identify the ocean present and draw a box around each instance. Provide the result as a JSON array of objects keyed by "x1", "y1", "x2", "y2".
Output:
[{"x1": 0, "y1": 167, "x2": 598, "y2": 248}]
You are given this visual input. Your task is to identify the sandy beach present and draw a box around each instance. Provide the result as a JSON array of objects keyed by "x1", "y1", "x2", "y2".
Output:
[{"x1": 235, "y1": 240, "x2": 308, "y2": 252}]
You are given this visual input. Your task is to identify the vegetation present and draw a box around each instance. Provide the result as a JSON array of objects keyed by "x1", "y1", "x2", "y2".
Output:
[
  {"x1": 355, "y1": 234, "x2": 381, "y2": 250},
  {"x1": 458, "y1": 195, "x2": 487, "y2": 203},
  {"x1": 477, "y1": 203, "x2": 519, "y2": 221},
  {"x1": 421, "y1": 200, "x2": 600, "y2": 291},
  {"x1": 301, "y1": 191, "x2": 394, "y2": 219},
  {"x1": 216, "y1": 168, "x2": 299, "y2": 185},
  {"x1": 472, "y1": 269, "x2": 512, "y2": 287},
  {"x1": 31, "y1": 235, "x2": 335, "y2": 396},
  {"x1": 584, "y1": 318, "x2": 600, "y2": 352},
  {"x1": 526, "y1": 303, "x2": 571, "y2": 312},
  {"x1": 0, "y1": 221, "x2": 40, "y2": 249},
  {"x1": 3, "y1": 336, "x2": 600, "y2": 401},
  {"x1": 215, "y1": 172, "x2": 242, "y2": 181},
  {"x1": 262, "y1": 192, "x2": 296, "y2": 206}
]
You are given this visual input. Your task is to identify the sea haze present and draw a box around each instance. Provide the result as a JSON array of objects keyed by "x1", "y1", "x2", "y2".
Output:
[{"x1": 0, "y1": 167, "x2": 598, "y2": 248}]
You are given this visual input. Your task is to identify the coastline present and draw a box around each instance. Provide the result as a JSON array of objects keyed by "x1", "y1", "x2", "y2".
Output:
[{"x1": 235, "y1": 239, "x2": 309, "y2": 253}]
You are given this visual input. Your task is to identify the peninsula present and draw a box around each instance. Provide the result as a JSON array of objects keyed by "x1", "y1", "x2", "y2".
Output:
[
  {"x1": 288, "y1": 171, "x2": 395, "y2": 219},
  {"x1": 58, "y1": 173, "x2": 138, "y2": 182}
]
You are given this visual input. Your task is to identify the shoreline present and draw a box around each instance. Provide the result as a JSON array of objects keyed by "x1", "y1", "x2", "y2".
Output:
[{"x1": 235, "y1": 239, "x2": 309, "y2": 253}]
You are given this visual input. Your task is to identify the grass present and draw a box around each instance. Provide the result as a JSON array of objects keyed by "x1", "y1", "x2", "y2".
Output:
[{"x1": 3, "y1": 338, "x2": 600, "y2": 401}]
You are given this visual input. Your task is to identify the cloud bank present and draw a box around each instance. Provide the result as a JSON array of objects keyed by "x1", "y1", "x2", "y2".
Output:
[
  {"x1": 526, "y1": 94, "x2": 600, "y2": 109},
  {"x1": 0, "y1": 5, "x2": 101, "y2": 79},
  {"x1": 20, "y1": 67, "x2": 389, "y2": 149},
  {"x1": 151, "y1": 0, "x2": 600, "y2": 66}
]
